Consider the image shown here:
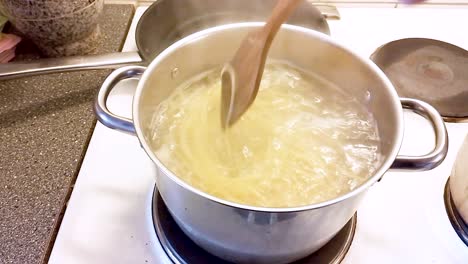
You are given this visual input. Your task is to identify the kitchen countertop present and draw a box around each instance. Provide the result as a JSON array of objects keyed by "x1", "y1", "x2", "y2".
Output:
[{"x1": 0, "y1": 4, "x2": 134, "y2": 264}]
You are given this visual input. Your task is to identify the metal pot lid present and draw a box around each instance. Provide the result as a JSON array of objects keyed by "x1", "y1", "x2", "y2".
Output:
[
  {"x1": 370, "y1": 38, "x2": 468, "y2": 120},
  {"x1": 135, "y1": 0, "x2": 330, "y2": 61}
]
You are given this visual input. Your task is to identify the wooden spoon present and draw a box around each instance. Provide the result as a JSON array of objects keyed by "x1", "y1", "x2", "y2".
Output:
[{"x1": 220, "y1": 0, "x2": 303, "y2": 128}]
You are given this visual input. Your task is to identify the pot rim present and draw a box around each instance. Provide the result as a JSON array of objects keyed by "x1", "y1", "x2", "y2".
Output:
[{"x1": 133, "y1": 22, "x2": 404, "y2": 213}]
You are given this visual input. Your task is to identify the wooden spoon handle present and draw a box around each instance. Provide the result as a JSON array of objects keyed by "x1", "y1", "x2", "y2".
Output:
[{"x1": 264, "y1": 0, "x2": 303, "y2": 41}]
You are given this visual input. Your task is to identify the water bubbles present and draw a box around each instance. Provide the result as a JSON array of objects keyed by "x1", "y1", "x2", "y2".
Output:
[
  {"x1": 173, "y1": 109, "x2": 184, "y2": 118},
  {"x1": 288, "y1": 79, "x2": 297, "y2": 89},
  {"x1": 149, "y1": 62, "x2": 381, "y2": 207},
  {"x1": 286, "y1": 69, "x2": 301, "y2": 80},
  {"x1": 364, "y1": 90, "x2": 371, "y2": 102},
  {"x1": 171, "y1": 67, "x2": 179, "y2": 79},
  {"x1": 348, "y1": 179, "x2": 358, "y2": 190},
  {"x1": 242, "y1": 146, "x2": 253, "y2": 158},
  {"x1": 272, "y1": 138, "x2": 282, "y2": 150}
]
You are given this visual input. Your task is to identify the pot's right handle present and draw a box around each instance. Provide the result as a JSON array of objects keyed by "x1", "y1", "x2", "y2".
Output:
[
  {"x1": 391, "y1": 98, "x2": 448, "y2": 171},
  {"x1": 94, "y1": 66, "x2": 146, "y2": 135}
]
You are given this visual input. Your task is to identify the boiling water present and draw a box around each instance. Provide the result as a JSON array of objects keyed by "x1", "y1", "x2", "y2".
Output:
[{"x1": 149, "y1": 62, "x2": 381, "y2": 208}]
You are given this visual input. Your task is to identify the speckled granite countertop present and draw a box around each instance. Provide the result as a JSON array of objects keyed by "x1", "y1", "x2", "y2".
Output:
[{"x1": 0, "y1": 5, "x2": 134, "y2": 264}]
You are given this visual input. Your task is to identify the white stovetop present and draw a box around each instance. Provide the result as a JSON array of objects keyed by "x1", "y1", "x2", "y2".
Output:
[{"x1": 49, "y1": 6, "x2": 468, "y2": 264}]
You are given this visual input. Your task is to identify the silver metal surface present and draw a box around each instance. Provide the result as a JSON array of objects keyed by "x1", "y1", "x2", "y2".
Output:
[
  {"x1": 136, "y1": 0, "x2": 330, "y2": 60},
  {"x1": 0, "y1": 52, "x2": 143, "y2": 80},
  {"x1": 313, "y1": 5, "x2": 341, "y2": 20},
  {"x1": 96, "y1": 23, "x2": 447, "y2": 264},
  {"x1": 449, "y1": 133, "x2": 468, "y2": 225},
  {"x1": 151, "y1": 187, "x2": 357, "y2": 264},
  {"x1": 443, "y1": 117, "x2": 468, "y2": 123},
  {"x1": 391, "y1": 98, "x2": 448, "y2": 171},
  {"x1": 0, "y1": 0, "x2": 329, "y2": 80},
  {"x1": 370, "y1": 38, "x2": 468, "y2": 119},
  {"x1": 94, "y1": 65, "x2": 145, "y2": 135},
  {"x1": 444, "y1": 178, "x2": 468, "y2": 246}
]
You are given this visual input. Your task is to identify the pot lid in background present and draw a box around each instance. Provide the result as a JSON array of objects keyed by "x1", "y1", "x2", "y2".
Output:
[
  {"x1": 370, "y1": 38, "x2": 468, "y2": 121},
  {"x1": 136, "y1": 0, "x2": 330, "y2": 61}
]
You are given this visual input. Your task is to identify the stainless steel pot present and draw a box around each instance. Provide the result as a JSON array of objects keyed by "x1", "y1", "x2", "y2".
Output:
[
  {"x1": 94, "y1": 23, "x2": 448, "y2": 264},
  {"x1": 450, "y1": 134, "x2": 468, "y2": 224}
]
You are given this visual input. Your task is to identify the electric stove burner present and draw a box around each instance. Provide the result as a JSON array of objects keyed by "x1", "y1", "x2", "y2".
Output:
[
  {"x1": 444, "y1": 178, "x2": 468, "y2": 246},
  {"x1": 370, "y1": 38, "x2": 468, "y2": 121},
  {"x1": 151, "y1": 188, "x2": 357, "y2": 264}
]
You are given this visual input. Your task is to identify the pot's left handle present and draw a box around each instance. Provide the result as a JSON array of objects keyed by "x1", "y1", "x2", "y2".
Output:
[
  {"x1": 391, "y1": 98, "x2": 449, "y2": 171},
  {"x1": 94, "y1": 66, "x2": 146, "y2": 135}
]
